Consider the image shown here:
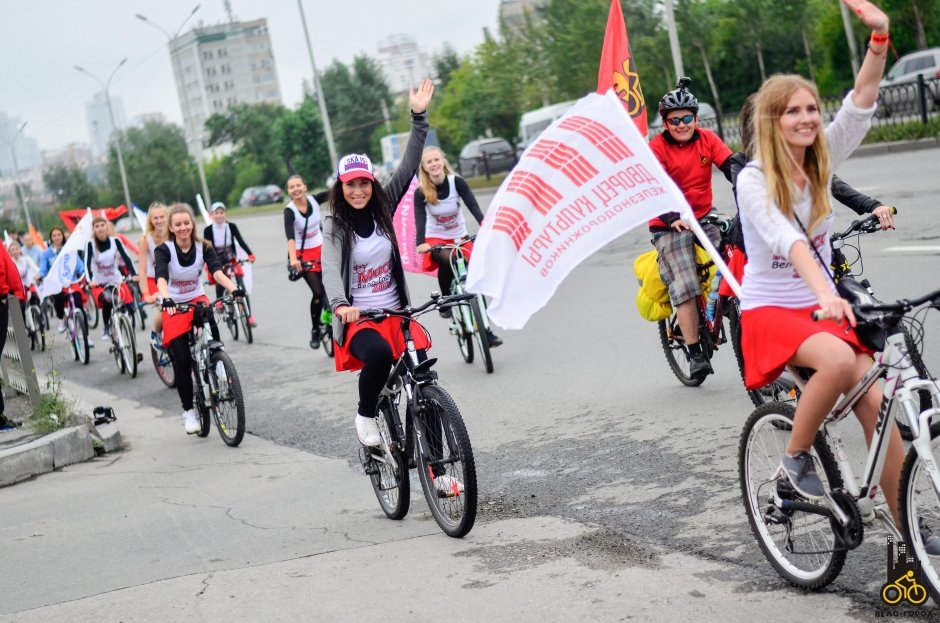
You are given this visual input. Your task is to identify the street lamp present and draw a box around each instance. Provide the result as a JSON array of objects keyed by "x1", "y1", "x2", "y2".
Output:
[
  {"x1": 1, "y1": 121, "x2": 34, "y2": 229},
  {"x1": 137, "y1": 6, "x2": 213, "y2": 207},
  {"x1": 75, "y1": 59, "x2": 133, "y2": 215}
]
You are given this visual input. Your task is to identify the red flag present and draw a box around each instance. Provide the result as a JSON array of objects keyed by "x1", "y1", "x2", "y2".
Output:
[{"x1": 597, "y1": 0, "x2": 648, "y2": 137}]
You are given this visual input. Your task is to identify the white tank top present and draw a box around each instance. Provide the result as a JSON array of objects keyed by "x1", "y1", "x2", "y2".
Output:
[
  {"x1": 15, "y1": 257, "x2": 36, "y2": 288},
  {"x1": 91, "y1": 237, "x2": 122, "y2": 285},
  {"x1": 424, "y1": 176, "x2": 467, "y2": 240},
  {"x1": 165, "y1": 242, "x2": 205, "y2": 303},
  {"x1": 146, "y1": 234, "x2": 157, "y2": 278},
  {"x1": 350, "y1": 231, "x2": 399, "y2": 310},
  {"x1": 287, "y1": 197, "x2": 323, "y2": 250}
]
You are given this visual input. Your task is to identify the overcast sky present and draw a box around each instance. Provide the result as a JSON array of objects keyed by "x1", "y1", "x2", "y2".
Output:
[{"x1": 1, "y1": 0, "x2": 503, "y2": 153}]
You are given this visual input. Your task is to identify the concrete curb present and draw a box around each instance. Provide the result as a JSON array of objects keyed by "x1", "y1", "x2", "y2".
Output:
[{"x1": 853, "y1": 137, "x2": 940, "y2": 158}]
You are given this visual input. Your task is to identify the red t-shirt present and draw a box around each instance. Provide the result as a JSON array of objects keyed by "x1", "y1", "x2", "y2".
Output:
[
  {"x1": 0, "y1": 244, "x2": 25, "y2": 302},
  {"x1": 648, "y1": 128, "x2": 732, "y2": 229}
]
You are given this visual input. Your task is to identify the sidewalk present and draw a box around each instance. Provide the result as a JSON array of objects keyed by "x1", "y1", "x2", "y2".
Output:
[{"x1": 0, "y1": 384, "x2": 122, "y2": 487}]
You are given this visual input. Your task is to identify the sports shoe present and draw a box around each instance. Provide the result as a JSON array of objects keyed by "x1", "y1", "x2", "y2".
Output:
[
  {"x1": 689, "y1": 351, "x2": 713, "y2": 379},
  {"x1": 310, "y1": 326, "x2": 321, "y2": 350},
  {"x1": 57, "y1": 319, "x2": 66, "y2": 333},
  {"x1": 919, "y1": 518, "x2": 940, "y2": 555},
  {"x1": 434, "y1": 474, "x2": 465, "y2": 498},
  {"x1": 485, "y1": 329, "x2": 503, "y2": 347},
  {"x1": 182, "y1": 409, "x2": 200, "y2": 434},
  {"x1": 355, "y1": 414, "x2": 381, "y2": 446},
  {"x1": 248, "y1": 315, "x2": 257, "y2": 328},
  {"x1": 101, "y1": 327, "x2": 111, "y2": 341},
  {"x1": 87, "y1": 335, "x2": 94, "y2": 348},
  {"x1": 779, "y1": 451, "x2": 825, "y2": 500},
  {"x1": 439, "y1": 306, "x2": 453, "y2": 319},
  {"x1": 150, "y1": 331, "x2": 164, "y2": 351}
]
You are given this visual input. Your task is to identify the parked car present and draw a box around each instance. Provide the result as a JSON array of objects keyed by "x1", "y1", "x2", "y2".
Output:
[
  {"x1": 647, "y1": 102, "x2": 717, "y2": 140},
  {"x1": 458, "y1": 138, "x2": 516, "y2": 178},
  {"x1": 238, "y1": 184, "x2": 284, "y2": 207},
  {"x1": 879, "y1": 47, "x2": 940, "y2": 115}
]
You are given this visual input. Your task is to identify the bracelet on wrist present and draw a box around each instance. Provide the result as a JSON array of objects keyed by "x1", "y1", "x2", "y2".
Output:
[
  {"x1": 867, "y1": 41, "x2": 887, "y2": 56},
  {"x1": 870, "y1": 31, "x2": 889, "y2": 46}
]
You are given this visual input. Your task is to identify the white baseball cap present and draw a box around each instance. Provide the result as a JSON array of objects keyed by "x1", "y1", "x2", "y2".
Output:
[{"x1": 337, "y1": 154, "x2": 375, "y2": 183}]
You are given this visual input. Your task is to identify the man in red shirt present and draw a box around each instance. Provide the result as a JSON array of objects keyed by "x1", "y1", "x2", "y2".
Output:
[
  {"x1": 648, "y1": 78, "x2": 733, "y2": 380},
  {"x1": 0, "y1": 242, "x2": 26, "y2": 428}
]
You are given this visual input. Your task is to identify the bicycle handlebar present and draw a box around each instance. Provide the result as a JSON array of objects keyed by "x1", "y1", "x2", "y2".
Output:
[
  {"x1": 358, "y1": 292, "x2": 476, "y2": 321},
  {"x1": 831, "y1": 207, "x2": 898, "y2": 241},
  {"x1": 811, "y1": 286, "x2": 940, "y2": 322},
  {"x1": 428, "y1": 235, "x2": 476, "y2": 253},
  {"x1": 164, "y1": 295, "x2": 238, "y2": 313}
]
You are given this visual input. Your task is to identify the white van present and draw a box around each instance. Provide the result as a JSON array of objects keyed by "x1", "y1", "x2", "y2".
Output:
[{"x1": 518, "y1": 100, "x2": 577, "y2": 153}]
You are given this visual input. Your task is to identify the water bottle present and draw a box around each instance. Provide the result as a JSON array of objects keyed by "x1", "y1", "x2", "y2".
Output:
[{"x1": 705, "y1": 271, "x2": 722, "y2": 322}]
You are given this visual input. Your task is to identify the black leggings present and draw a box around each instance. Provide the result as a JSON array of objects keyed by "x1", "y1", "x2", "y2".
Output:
[
  {"x1": 349, "y1": 328, "x2": 427, "y2": 417},
  {"x1": 301, "y1": 270, "x2": 324, "y2": 330},
  {"x1": 52, "y1": 291, "x2": 84, "y2": 319},
  {"x1": 168, "y1": 314, "x2": 221, "y2": 411},
  {"x1": 430, "y1": 248, "x2": 454, "y2": 295}
]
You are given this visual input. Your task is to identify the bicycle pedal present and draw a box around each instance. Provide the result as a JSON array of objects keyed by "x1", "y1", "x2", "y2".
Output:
[{"x1": 136, "y1": 353, "x2": 144, "y2": 363}]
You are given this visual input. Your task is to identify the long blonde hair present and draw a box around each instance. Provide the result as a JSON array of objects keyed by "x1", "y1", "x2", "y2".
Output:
[
  {"x1": 166, "y1": 203, "x2": 207, "y2": 246},
  {"x1": 417, "y1": 146, "x2": 454, "y2": 205},
  {"x1": 146, "y1": 202, "x2": 169, "y2": 242},
  {"x1": 753, "y1": 74, "x2": 832, "y2": 232}
]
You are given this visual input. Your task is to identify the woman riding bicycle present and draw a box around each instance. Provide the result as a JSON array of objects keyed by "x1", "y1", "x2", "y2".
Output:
[
  {"x1": 156, "y1": 203, "x2": 244, "y2": 435},
  {"x1": 414, "y1": 146, "x2": 502, "y2": 347},
  {"x1": 38, "y1": 226, "x2": 86, "y2": 336},
  {"x1": 85, "y1": 216, "x2": 136, "y2": 343},
  {"x1": 284, "y1": 174, "x2": 329, "y2": 349},
  {"x1": 7, "y1": 240, "x2": 40, "y2": 313},
  {"x1": 736, "y1": 0, "x2": 923, "y2": 542},
  {"x1": 138, "y1": 202, "x2": 169, "y2": 351},
  {"x1": 204, "y1": 201, "x2": 256, "y2": 327},
  {"x1": 321, "y1": 80, "x2": 453, "y2": 459}
]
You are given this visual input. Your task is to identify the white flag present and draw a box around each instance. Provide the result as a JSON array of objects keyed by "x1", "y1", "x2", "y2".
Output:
[
  {"x1": 132, "y1": 203, "x2": 149, "y2": 231},
  {"x1": 39, "y1": 209, "x2": 93, "y2": 299},
  {"x1": 466, "y1": 91, "x2": 703, "y2": 329},
  {"x1": 195, "y1": 194, "x2": 212, "y2": 228}
]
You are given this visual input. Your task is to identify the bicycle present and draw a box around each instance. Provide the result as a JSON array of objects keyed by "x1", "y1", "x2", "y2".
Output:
[
  {"x1": 82, "y1": 281, "x2": 100, "y2": 329},
  {"x1": 658, "y1": 213, "x2": 735, "y2": 386},
  {"x1": 218, "y1": 259, "x2": 253, "y2": 344},
  {"x1": 357, "y1": 292, "x2": 478, "y2": 538},
  {"x1": 24, "y1": 289, "x2": 46, "y2": 352},
  {"x1": 100, "y1": 281, "x2": 142, "y2": 378},
  {"x1": 739, "y1": 287, "x2": 940, "y2": 601},
  {"x1": 64, "y1": 281, "x2": 90, "y2": 365},
  {"x1": 126, "y1": 278, "x2": 147, "y2": 332},
  {"x1": 150, "y1": 329, "x2": 176, "y2": 388},
  {"x1": 167, "y1": 296, "x2": 246, "y2": 447},
  {"x1": 429, "y1": 236, "x2": 496, "y2": 374},
  {"x1": 319, "y1": 307, "x2": 334, "y2": 357}
]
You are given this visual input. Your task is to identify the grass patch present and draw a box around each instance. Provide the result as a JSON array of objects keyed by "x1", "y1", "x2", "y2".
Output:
[
  {"x1": 464, "y1": 172, "x2": 509, "y2": 190},
  {"x1": 29, "y1": 369, "x2": 76, "y2": 434},
  {"x1": 862, "y1": 115, "x2": 940, "y2": 143}
]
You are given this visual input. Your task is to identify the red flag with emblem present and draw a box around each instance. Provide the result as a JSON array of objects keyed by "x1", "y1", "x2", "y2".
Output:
[{"x1": 596, "y1": 0, "x2": 648, "y2": 137}]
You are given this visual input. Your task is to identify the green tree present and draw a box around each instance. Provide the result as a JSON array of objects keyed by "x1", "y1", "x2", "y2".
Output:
[
  {"x1": 205, "y1": 102, "x2": 288, "y2": 186},
  {"x1": 43, "y1": 164, "x2": 99, "y2": 209},
  {"x1": 322, "y1": 55, "x2": 394, "y2": 159},
  {"x1": 106, "y1": 122, "x2": 197, "y2": 207},
  {"x1": 274, "y1": 96, "x2": 331, "y2": 187},
  {"x1": 433, "y1": 44, "x2": 462, "y2": 91}
]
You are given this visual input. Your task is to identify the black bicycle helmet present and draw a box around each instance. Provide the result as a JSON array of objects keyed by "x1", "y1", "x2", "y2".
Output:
[{"x1": 658, "y1": 76, "x2": 699, "y2": 117}]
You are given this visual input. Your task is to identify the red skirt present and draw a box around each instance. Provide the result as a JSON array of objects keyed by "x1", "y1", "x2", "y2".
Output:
[
  {"x1": 162, "y1": 295, "x2": 209, "y2": 346},
  {"x1": 92, "y1": 283, "x2": 133, "y2": 307},
  {"x1": 146, "y1": 277, "x2": 158, "y2": 299},
  {"x1": 741, "y1": 305, "x2": 872, "y2": 390},
  {"x1": 299, "y1": 247, "x2": 322, "y2": 273},
  {"x1": 335, "y1": 315, "x2": 432, "y2": 372},
  {"x1": 718, "y1": 246, "x2": 746, "y2": 298},
  {"x1": 422, "y1": 238, "x2": 473, "y2": 272}
]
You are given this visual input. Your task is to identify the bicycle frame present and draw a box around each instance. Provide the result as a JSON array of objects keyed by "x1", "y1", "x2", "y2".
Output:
[{"x1": 443, "y1": 240, "x2": 492, "y2": 335}]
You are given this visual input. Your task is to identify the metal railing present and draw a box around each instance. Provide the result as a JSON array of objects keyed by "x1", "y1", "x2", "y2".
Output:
[{"x1": 1, "y1": 295, "x2": 41, "y2": 406}]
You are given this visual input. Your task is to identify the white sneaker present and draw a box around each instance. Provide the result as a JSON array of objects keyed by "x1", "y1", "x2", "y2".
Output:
[
  {"x1": 434, "y1": 474, "x2": 465, "y2": 498},
  {"x1": 101, "y1": 328, "x2": 110, "y2": 341},
  {"x1": 355, "y1": 414, "x2": 382, "y2": 447},
  {"x1": 57, "y1": 320, "x2": 66, "y2": 333},
  {"x1": 182, "y1": 409, "x2": 200, "y2": 434}
]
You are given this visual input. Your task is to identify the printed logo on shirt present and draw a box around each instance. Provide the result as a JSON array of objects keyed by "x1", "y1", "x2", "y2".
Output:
[
  {"x1": 171, "y1": 278, "x2": 199, "y2": 293},
  {"x1": 700, "y1": 156, "x2": 710, "y2": 167},
  {"x1": 354, "y1": 261, "x2": 393, "y2": 293},
  {"x1": 435, "y1": 213, "x2": 459, "y2": 229}
]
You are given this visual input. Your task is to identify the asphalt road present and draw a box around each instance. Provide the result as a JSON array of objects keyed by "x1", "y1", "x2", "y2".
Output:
[{"x1": 12, "y1": 146, "x2": 940, "y2": 620}]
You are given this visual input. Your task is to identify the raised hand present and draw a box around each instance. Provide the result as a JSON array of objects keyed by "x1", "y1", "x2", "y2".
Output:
[
  {"x1": 841, "y1": 0, "x2": 889, "y2": 33},
  {"x1": 409, "y1": 79, "x2": 435, "y2": 115}
]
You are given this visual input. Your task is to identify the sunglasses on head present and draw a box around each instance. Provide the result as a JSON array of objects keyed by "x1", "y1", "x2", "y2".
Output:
[{"x1": 667, "y1": 114, "x2": 696, "y2": 126}]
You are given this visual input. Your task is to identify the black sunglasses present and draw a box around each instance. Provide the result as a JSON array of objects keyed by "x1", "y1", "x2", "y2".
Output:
[{"x1": 666, "y1": 114, "x2": 696, "y2": 126}]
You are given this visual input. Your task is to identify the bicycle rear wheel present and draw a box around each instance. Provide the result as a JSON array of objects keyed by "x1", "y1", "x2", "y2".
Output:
[
  {"x1": 470, "y1": 297, "x2": 494, "y2": 373},
  {"x1": 414, "y1": 385, "x2": 477, "y2": 537},
  {"x1": 74, "y1": 309, "x2": 90, "y2": 365},
  {"x1": 900, "y1": 424, "x2": 940, "y2": 605},
  {"x1": 322, "y1": 324, "x2": 334, "y2": 358},
  {"x1": 727, "y1": 297, "x2": 798, "y2": 409},
  {"x1": 151, "y1": 343, "x2": 176, "y2": 388},
  {"x1": 111, "y1": 321, "x2": 125, "y2": 374},
  {"x1": 739, "y1": 402, "x2": 846, "y2": 589},
  {"x1": 210, "y1": 350, "x2": 245, "y2": 447},
  {"x1": 237, "y1": 300, "x2": 253, "y2": 344},
  {"x1": 367, "y1": 397, "x2": 410, "y2": 519},
  {"x1": 658, "y1": 313, "x2": 703, "y2": 387},
  {"x1": 118, "y1": 315, "x2": 138, "y2": 378},
  {"x1": 35, "y1": 306, "x2": 47, "y2": 352},
  {"x1": 192, "y1": 369, "x2": 211, "y2": 437}
]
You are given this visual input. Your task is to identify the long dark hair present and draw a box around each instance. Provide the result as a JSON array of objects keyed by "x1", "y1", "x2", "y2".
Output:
[{"x1": 328, "y1": 178, "x2": 399, "y2": 249}]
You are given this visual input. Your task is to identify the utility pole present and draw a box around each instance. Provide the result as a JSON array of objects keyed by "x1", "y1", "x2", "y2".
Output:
[
  {"x1": 664, "y1": 0, "x2": 685, "y2": 80},
  {"x1": 136, "y1": 6, "x2": 213, "y2": 207},
  {"x1": 75, "y1": 60, "x2": 133, "y2": 216},
  {"x1": 840, "y1": 0, "x2": 861, "y2": 76},
  {"x1": 1, "y1": 121, "x2": 34, "y2": 229},
  {"x1": 297, "y1": 0, "x2": 338, "y2": 168}
]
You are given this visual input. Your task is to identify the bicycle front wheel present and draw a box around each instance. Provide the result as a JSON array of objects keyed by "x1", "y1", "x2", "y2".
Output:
[
  {"x1": 210, "y1": 350, "x2": 245, "y2": 447},
  {"x1": 151, "y1": 343, "x2": 176, "y2": 388},
  {"x1": 237, "y1": 299, "x2": 253, "y2": 344},
  {"x1": 225, "y1": 305, "x2": 239, "y2": 341},
  {"x1": 470, "y1": 297, "x2": 494, "y2": 373},
  {"x1": 739, "y1": 402, "x2": 846, "y2": 589},
  {"x1": 900, "y1": 424, "x2": 940, "y2": 605},
  {"x1": 455, "y1": 304, "x2": 473, "y2": 363},
  {"x1": 414, "y1": 385, "x2": 477, "y2": 538},
  {"x1": 322, "y1": 325, "x2": 334, "y2": 358},
  {"x1": 74, "y1": 309, "x2": 90, "y2": 365},
  {"x1": 119, "y1": 315, "x2": 138, "y2": 378},
  {"x1": 84, "y1": 288, "x2": 99, "y2": 329},
  {"x1": 658, "y1": 313, "x2": 702, "y2": 387},
  {"x1": 367, "y1": 397, "x2": 410, "y2": 519}
]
